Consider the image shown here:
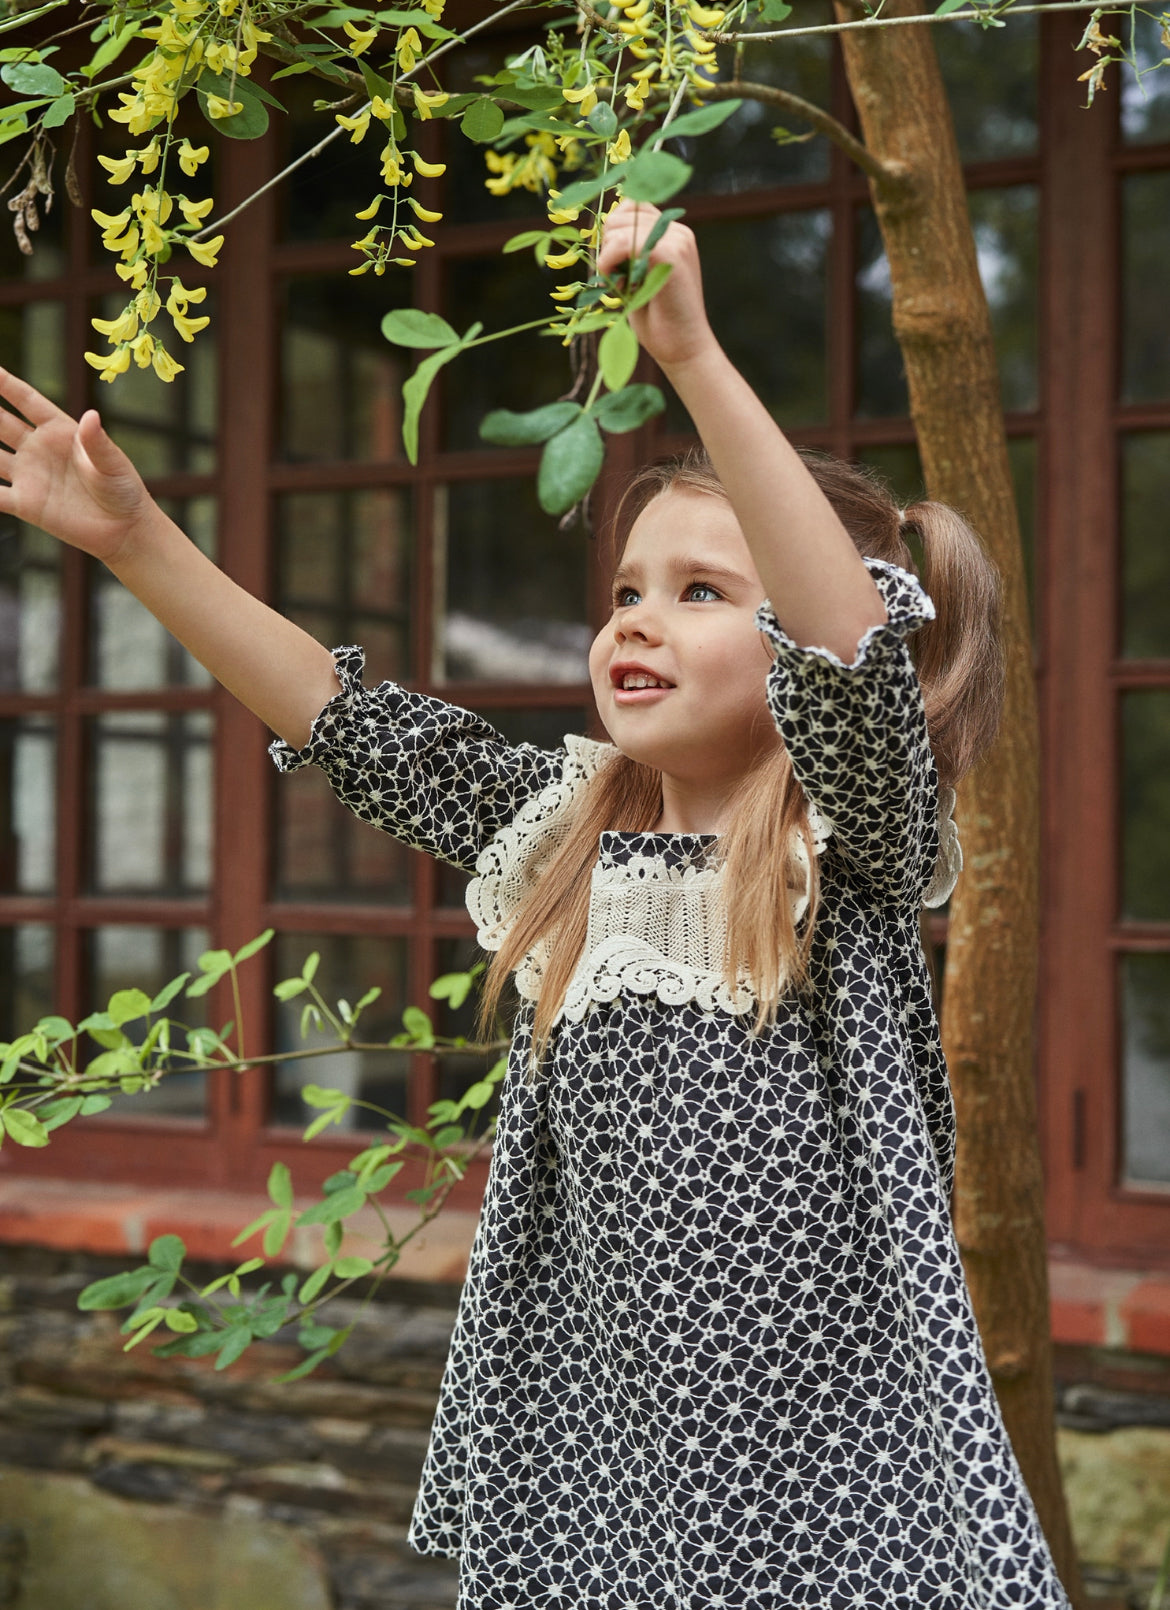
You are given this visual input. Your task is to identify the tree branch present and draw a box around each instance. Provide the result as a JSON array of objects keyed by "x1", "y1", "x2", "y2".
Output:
[
  {"x1": 701, "y1": 79, "x2": 901, "y2": 190},
  {"x1": 716, "y1": 0, "x2": 1122, "y2": 46}
]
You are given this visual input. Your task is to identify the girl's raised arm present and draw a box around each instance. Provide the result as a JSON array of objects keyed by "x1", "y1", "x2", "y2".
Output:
[
  {"x1": 0, "y1": 369, "x2": 340, "y2": 748},
  {"x1": 597, "y1": 204, "x2": 887, "y2": 666}
]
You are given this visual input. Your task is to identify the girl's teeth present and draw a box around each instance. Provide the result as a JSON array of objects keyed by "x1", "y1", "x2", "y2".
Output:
[{"x1": 623, "y1": 675, "x2": 662, "y2": 689}]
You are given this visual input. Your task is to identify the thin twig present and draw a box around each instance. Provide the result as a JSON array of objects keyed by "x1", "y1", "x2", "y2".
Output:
[
  {"x1": 716, "y1": 0, "x2": 1133, "y2": 45},
  {"x1": 699, "y1": 79, "x2": 894, "y2": 186},
  {"x1": 191, "y1": 0, "x2": 540, "y2": 241}
]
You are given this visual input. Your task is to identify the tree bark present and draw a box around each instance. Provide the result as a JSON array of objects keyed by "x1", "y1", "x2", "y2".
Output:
[{"x1": 834, "y1": 4, "x2": 1082, "y2": 1602}]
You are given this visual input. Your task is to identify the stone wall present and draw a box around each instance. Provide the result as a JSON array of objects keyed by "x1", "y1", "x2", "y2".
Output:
[{"x1": 2, "y1": 1245, "x2": 1169, "y2": 1610}]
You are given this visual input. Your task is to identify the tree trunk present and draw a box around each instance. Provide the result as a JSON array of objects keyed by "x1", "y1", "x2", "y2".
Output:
[{"x1": 834, "y1": 5, "x2": 1082, "y2": 1601}]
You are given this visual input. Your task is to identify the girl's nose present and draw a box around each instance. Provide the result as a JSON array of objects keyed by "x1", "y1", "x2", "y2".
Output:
[{"x1": 614, "y1": 601, "x2": 662, "y2": 644}]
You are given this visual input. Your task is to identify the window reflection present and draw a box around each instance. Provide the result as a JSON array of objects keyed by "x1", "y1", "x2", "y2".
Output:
[
  {"x1": 666, "y1": 211, "x2": 829, "y2": 431},
  {"x1": 1121, "y1": 953, "x2": 1170, "y2": 1189},
  {"x1": 0, "y1": 521, "x2": 59, "y2": 692},
  {"x1": 87, "y1": 711, "x2": 212, "y2": 896},
  {"x1": 0, "y1": 717, "x2": 55, "y2": 895},
  {"x1": 0, "y1": 300, "x2": 65, "y2": 405},
  {"x1": 88, "y1": 498, "x2": 216, "y2": 689},
  {"x1": 279, "y1": 273, "x2": 412, "y2": 462},
  {"x1": 271, "y1": 932, "x2": 410, "y2": 1129},
  {"x1": 86, "y1": 926, "x2": 209, "y2": 1119},
  {"x1": 855, "y1": 209, "x2": 906, "y2": 419},
  {"x1": 274, "y1": 764, "x2": 413, "y2": 906},
  {"x1": 89, "y1": 294, "x2": 217, "y2": 475},
  {"x1": 0, "y1": 924, "x2": 53, "y2": 1039},
  {"x1": 275, "y1": 489, "x2": 412, "y2": 678},
  {"x1": 934, "y1": 15, "x2": 1038, "y2": 161},
  {"x1": 1121, "y1": 690, "x2": 1170, "y2": 923},
  {"x1": 1122, "y1": 433, "x2": 1170, "y2": 660},
  {"x1": 436, "y1": 481, "x2": 590, "y2": 684},
  {"x1": 1122, "y1": 172, "x2": 1170, "y2": 403},
  {"x1": 443, "y1": 254, "x2": 572, "y2": 452},
  {"x1": 1121, "y1": 11, "x2": 1170, "y2": 145},
  {"x1": 969, "y1": 187, "x2": 1038, "y2": 414}
]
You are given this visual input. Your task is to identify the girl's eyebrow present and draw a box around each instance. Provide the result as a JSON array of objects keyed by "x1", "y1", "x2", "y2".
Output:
[{"x1": 611, "y1": 556, "x2": 753, "y2": 590}]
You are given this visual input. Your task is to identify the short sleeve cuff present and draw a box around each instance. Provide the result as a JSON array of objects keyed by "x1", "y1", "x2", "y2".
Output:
[
  {"x1": 268, "y1": 645, "x2": 368, "y2": 774},
  {"x1": 755, "y1": 559, "x2": 935, "y2": 674}
]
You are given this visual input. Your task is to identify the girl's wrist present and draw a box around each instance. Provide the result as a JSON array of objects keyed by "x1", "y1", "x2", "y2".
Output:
[{"x1": 657, "y1": 334, "x2": 733, "y2": 400}]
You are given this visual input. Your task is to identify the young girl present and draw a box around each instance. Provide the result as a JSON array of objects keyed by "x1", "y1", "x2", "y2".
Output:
[{"x1": 0, "y1": 201, "x2": 1070, "y2": 1610}]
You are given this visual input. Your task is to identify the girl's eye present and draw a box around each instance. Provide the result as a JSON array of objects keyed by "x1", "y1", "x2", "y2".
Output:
[
  {"x1": 685, "y1": 582, "x2": 721, "y2": 602},
  {"x1": 614, "y1": 587, "x2": 640, "y2": 607}
]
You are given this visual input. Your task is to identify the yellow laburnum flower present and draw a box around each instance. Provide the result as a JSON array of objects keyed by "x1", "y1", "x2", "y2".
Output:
[
  {"x1": 354, "y1": 195, "x2": 384, "y2": 220},
  {"x1": 562, "y1": 83, "x2": 598, "y2": 116},
  {"x1": 116, "y1": 259, "x2": 151, "y2": 289},
  {"x1": 140, "y1": 217, "x2": 167, "y2": 255},
  {"x1": 349, "y1": 259, "x2": 375, "y2": 275},
  {"x1": 91, "y1": 306, "x2": 139, "y2": 342},
  {"x1": 134, "y1": 187, "x2": 173, "y2": 224},
  {"x1": 218, "y1": 0, "x2": 239, "y2": 13},
  {"x1": 172, "y1": 0, "x2": 207, "y2": 17},
  {"x1": 240, "y1": 17, "x2": 272, "y2": 51},
  {"x1": 108, "y1": 93, "x2": 153, "y2": 135},
  {"x1": 627, "y1": 38, "x2": 654, "y2": 58},
  {"x1": 178, "y1": 139, "x2": 209, "y2": 177},
  {"x1": 84, "y1": 345, "x2": 133, "y2": 383},
  {"x1": 420, "y1": 0, "x2": 444, "y2": 15},
  {"x1": 382, "y1": 146, "x2": 405, "y2": 185},
  {"x1": 130, "y1": 331, "x2": 155, "y2": 367},
  {"x1": 688, "y1": 1, "x2": 726, "y2": 24},
  {"x1": 600, "y1": 292, "x2": 624, "y2": 309},
  {"x1": 152, "y1": 343, "x2": 184, "y2": 381},
  {"x1": 407, "y1": 196, "x2": 442, "y2": 223},
  {"x1": 413, "y1": 85, "x2": 448, "y2": 119},
  {"x1": 206, "y1": 94, "x2": 243, "y2": 119},
  {"x1": 186, "y1": 234, "x2": 223, "y2": 267},
  {"x1": 548, "y1": 202, "x2": 580, "y2": 225},
  {"x1": 344, "y1": 19, "x2": 378, "y2": 54},
  {"x1": 336, "y1": 110, "x2": 371, "y2": 143},
  {"x1": 98, "y1": 152, "x2": 137, "y2": 185},
  {"x1": 370, "y1": 95, "x2": 395, "y2": 121},
  {"x1": 625, "y1": 81, "x2": 647, "y2": 111},
  {"x1": 171, "y1": 307, "x2": 211, "y2": 342},
  {"x1": 135, "y1": 287, "x2": 161, "y2": 324},
  {"x1": 578, "y1": 220, "x2": 601, "y2": 246},
  {"x1": 397, "y1": 27, "x2": 421, "y2": 71},
  {"x1": 544, "y1": 247, "x2": 582, "y2": 270},
  {"x1": 398, "y1": 226, "x2": 434, "y2": 250},
  {"x1": 166, "y1": 279, "x2": 208, "y2": 315},
  {"x1": 351, "y1": 230, "x2": 379, "y2": 251},
  {"x1": 548, "y1": 283, "x2": 581, "y2": 302},
  {"x1": 179, "y1": 196, "x2": 215, "y2": 226},
  {"x1": 410, "y1": 151, "x2": 446, "y2": 177},
  {"x1": 607, "y1": 129, "x2": 632, "y2": 163},
  {"x1": 139, "y1": 138, "x2": 162, "y2": 175}
]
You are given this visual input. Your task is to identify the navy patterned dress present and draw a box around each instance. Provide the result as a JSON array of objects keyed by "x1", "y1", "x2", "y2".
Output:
[{"x1": 271, "y1": 562, "x2": 1070, "y2": 1610}]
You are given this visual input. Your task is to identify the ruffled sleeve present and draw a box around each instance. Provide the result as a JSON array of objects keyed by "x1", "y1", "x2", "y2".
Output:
[
  {"x1": 757, "y1": 561, "x2": 941, "y2": 907},
  {"x1": 269, "y1": 647, "x2": 567, "y2": 873}
]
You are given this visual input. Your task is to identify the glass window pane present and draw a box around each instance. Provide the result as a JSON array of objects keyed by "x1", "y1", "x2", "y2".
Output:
[
  {"x1": 1122, "y1": 10, "x2": 1170, "y2": 145},
  {"x1": 0, "y1": 520, "x2": 60, "y2": 692},
  {"x1": 1122, "y1": 172, "x2": 1170, "y2": 404},
  {"x1": 275, "y1": 489, "x2": 412, "y2": 678},
  {"x1": 1121, "y1": 690, "x2": 1170, "y2": 923},
  {"x1": 856, "y1": 444, "x2": 924, "y2": 510},
  {"x1": 666, "y1": 211, "x2": 829, "y2": 432},
  {"x1": 0, "y1": 716, "x2": 55, "y2": 895},
  {"x1": 271, "y1": 933, "x2": 410, "y2": 1129},
  {"x1": 969, "y1": 186, "x2": 1038, "y2": 414},
  {"x1": 0, "y1": 300, "x2": 66, "y2": 405},
  {"x1": 855, "y1": 208, "x2": 906, "y2": 419},
  {"x1": 89, "y1": 294, "x2": 217, "y2": 475},
  {"x1": 442, "y1": 254, "x2": 574, "y2": 453},
  {"x1": 87, "y1": 498, "x2": 216, "y2": 689},
  {"x1": 436, "y1": 481, "x2": 590, "y2": 684},
  {"x1": 1122, "y1": 433, "x2": 1170, "y2": 659},
  {"x1": 684, "y1": 22, "x2": 832, "y2": 193},
  {"x1": 279, "y1": 274, "x2": 412, "y2": 463},
  {"x1": 934, "y1": 15, "x2": 1038, "y2": 161},
  {"x1": 274, "y1": 764, "x2": 412, "y2": 905},
  {"x1": 1121, "y1": 953, "x2": 1170, "y2": 1189},
  {"x1": 0, "y1": 924, "x2": 53, "y2": 1038},
  {"x1": 86, "y1": 927, "x2": 209, "y2": 1119},
  {"x1": 88, "y1": 711, "x2": 212, "y2": 896},
  {"x1": 278, "y1": 73, "x2": 388, "y2": 241}
]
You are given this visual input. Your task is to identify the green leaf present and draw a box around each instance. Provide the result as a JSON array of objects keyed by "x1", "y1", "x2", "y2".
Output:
[
  {"x1": 148, "y1": 1234, "x2": 186, "y2": 1272},
  {"x1": 623, "y1": 149, "x2": 692, "y2": 206},
  {"x1": 196, "y1": 71, "x2": 271, "y2": 140},
  {"x1": 933, "y1": 0, "x2": 968, "y2": 12},
  {"x1": 149, "y1": 973, "x2": 190, "y2": 1014},
  {"x1": 357, "y1": 57, "x2": 394, "y2": 104},
  {"x1": 78, "y1": 1012, "x2": 123, "y2": 1051},
  {"x1": 303, "y1": 1106, "x2": 348, "y2": 1141},
  {"x1": 402, "y1": 344, "x2": 462, "y2": 464},
  {"x1": 350, "y1": 1142, "x2": 393, "y2": 1174},
  {"x1": 555, "y1": 160, "x2": 629, "y2": 212},
  {"x1": 322, "y1": 1169, "x2": 356, "y2": 1194},
  {"x1": 460, "y1": 1080, "x2": 497, "y2": 1111},
  {"x1": 299, "y1": 1003, "x2": 323, "y2": 1039},
  {"x1": 79, "y1": 1093, "x2": 112, "y2": 1116},
  {"x1": 401, "y1": 1005, "x2": 435, "y2": 1047},
  {"x1": 627, "y1": 260, "x2": 673, "y2": 313},
  {"x1": 384, "y1": 304, "x2": 463, "y2": 349},
  {"x1": 431, "y1": 1123, "x2": 464, "y2": 1149},
  {"x1": 361, "y1": 1161, "x2": 403, "y2": 1193},
  {"x1": 1, "y1": 61, "x2": 63, "y2": 97},
  {"x1": 302, "y1": 1085, "x2": 349, "y2": 1110},
  {"x1": 758, "y1": 0, "x2": 793, "y2": 18},
  {"x1": 298, "y1": 1263, "x2": 332, "y2": 1304},
  {"x1": 264, "y1": 1212, "x2": 292, "y2": 1258},
  {"x1": 107, "y1": 988, "x2": 152, "y2": 1028},
  {"x1": 537, "y1": 414, "x2": 605, "y2": 517},
  {"x1": 233, "y1": 929, "x2": 274, "y2": 966},
  {"x1": 84, "y1": 20, "x2": 140, "y2": 78},
  {"x1": 428, "y1": 971, "x2": 476, "y2": 1009},
  {"x1": 273, "y1": 977, "x2": 306, "y2": 1002},
  {"x1": 268, "y1": 1159, "x2": 294, "y2": 1208},
  {"x1": 0, "y1": 1107, "x2": 48, "y2": 1147},
  {"x1": 0, "y1": 2, "x2": 67, "y2": 41},
  {"x1": 353, "y1": 986, "x2": 381, "y2": 1014},
  {"x1": 39, "y1": 1096, "x2": 83, "y2": 1132},
  {"x1": 302, "y1": 951, "x2": 320, "y2": 985},
  {"x1": 332, "y1": 1256, "x2": 374, "y2": 1279},
  {"x1": 658, "y1": 100, "x2": 741, "y2": 141},
  {"x1": 214, "y1": 1326, "x2": 254, "y2": 1371},
  {"x1": 41, "y1": 91, "x2": 73, "y2": 128},
  {"x1": 296, "y1": 1185, "x2": 367, "y2": 1227},
  {"x1": 461, "y1": 96, "x2": 504, "y2": 142},
  {"x1": 164, "y1": 1308, "x2": 200, "y2": 1334},
  {"x1": 502, "y1": 228, "x2": 550, "y2": 254},
  {"x1": 78, "y1": 1265, "x2": 159, "y2": 1311},
  {"x1": 0, "y1": 115, "x2": 29, "y2": 148},
  {"x1": 272, "y1": 1345, "x2": 331, "y2": 1383},
  {"x1": 480, "y1": 401, "x2": 582, "y2": 447},
  {"x1": 593, "y1": 382, "x2": 665, "y2": 434},
  {"x1": 34, "y1": 1015, "x2": 73, "y2": 1045},
  {"x1": 587, "y1": 100, "x2": 618, "y2": 138},
  {"x1": 599, "y1": 319, "x2": 639, "y2": 392}
]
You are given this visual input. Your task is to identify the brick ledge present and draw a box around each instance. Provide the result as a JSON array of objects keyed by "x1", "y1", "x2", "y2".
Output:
[{"x1": 0, "y1": 1178, "x2": 478, "y2": 1284}]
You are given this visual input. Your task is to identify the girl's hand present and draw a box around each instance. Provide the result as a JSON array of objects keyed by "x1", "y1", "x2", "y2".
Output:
[
  {"x1": 596, "y1": 199, "x2": 720, "y2": 375},
  {"x1": 0, "y1": 369, "x2": 155, "y2": 566}
]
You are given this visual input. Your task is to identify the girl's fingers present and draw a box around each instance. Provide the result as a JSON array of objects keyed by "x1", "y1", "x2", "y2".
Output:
[
  {"x1": 0, "y1": 366, "x2": 62, "y2": 428},
  {"x1": 0, "y1": 406, "x2": 31, "y2": 450}
]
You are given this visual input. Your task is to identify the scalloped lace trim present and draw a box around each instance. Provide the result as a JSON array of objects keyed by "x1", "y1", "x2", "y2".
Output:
[{"x1": 924, "y1": 785, "x2": 962, "y2": 908}]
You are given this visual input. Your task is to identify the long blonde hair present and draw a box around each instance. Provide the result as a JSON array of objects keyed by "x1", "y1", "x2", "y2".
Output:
[{"x1": 479, "y1": 448, "x2": 1003, "y2": 1055}]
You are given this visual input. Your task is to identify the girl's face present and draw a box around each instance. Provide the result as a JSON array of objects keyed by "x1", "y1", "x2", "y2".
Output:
[{"x1": 588, "y1": 487, "x2": 781, "y2": 785}]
